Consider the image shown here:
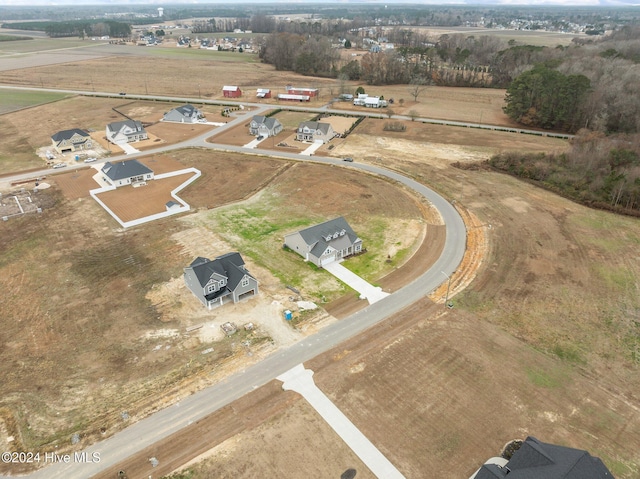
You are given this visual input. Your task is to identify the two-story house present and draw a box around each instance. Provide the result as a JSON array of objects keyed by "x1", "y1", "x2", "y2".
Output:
[
  {"x1": 50, "y1": 129, "x2": 92, "y2": 154},
  {"x1": 249, "y1": 115, "x2": 283, "y2": 138},
  {"x1": 183, "y1": 252, "x2": 259, "y2": 309},
  {"x1": 296, "y1": 121, "x2": 336, "y2": 143},
  {"x1": 106, "y1": 120, "x2": 148, "y2": 144},
  {"x1": 163, "y1": 104, "x2": 206, "y2": 124}
]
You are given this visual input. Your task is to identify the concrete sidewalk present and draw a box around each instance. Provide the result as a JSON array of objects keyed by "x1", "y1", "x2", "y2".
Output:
[
  {"x1": 278, "y1": 364, "x2": 405, "y2": 479},
  {"x1": 323, "y1": 261, "x2": 390, "y2": 304}
]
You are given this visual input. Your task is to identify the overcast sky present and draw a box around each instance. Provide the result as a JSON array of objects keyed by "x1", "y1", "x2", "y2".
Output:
[{"x1": 1, "y1": 0, "x2": 639, "y2": 6}]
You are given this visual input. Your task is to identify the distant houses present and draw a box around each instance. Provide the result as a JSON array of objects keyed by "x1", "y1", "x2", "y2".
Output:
[
  {"x1": 183, "y1": 253, "x2": 259, "y2": 309},
  {"x1": 249, "y1": 115, "x2": 283, "y2": 138},
  {"x1": 163, "y1": 104, "x2": 206, "y2": 124},
  {"x1": 222, "y1": 85, "x2": 242, "y2": 98},
  {"x1": 100, "y1": 159, "x2": 154, "y2": 188},
  {"x1": 284, "y1": 217, "x2": 363, "y2": 267},
  {"x1": 106, "y1": 120, "x2": 148, "y2": 144},
  {"x1": 296, "y1": 121, "x2": 336, "y2": 143},
  {"x1": 51, "y1": 129, "x2": 92, "y2": 154}
]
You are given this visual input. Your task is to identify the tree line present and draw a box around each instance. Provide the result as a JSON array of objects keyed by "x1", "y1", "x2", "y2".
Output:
[
  {"x1": 5, "y1": 20, "x2": 131, "y2": 38},
  {"x1": 488, "y1": 131, "x2": 640, "y2": 214}
]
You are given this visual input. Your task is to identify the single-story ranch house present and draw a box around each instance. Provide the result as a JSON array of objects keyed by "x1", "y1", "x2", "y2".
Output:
[
  {"x1": 296, "y1": 121, "x2": 336, "y2": 143},
  {"x1": 163, "y1": 104, "x2": 206, "y2": 123},
  {"x1": 183, "y1": 252, "x2": 259, "y2": 309},
  {"x1": 106, "y1": 120, "x2": 148, "y2": 144},
  {"x1": 284, "y1": 217, "x2": 363, "y2": 267},
  {"x1": 249, "y1": 115, "x2": 283, "y2": 137},
  {"x1": 101, "y1": 159, "x2": 154, "y2": 188},
  {"x1": 51, "y1": 128, "x2": 92, "y2": 154}
]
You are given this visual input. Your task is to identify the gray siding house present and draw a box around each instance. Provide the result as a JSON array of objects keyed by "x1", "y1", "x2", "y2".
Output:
[
  {"x1": 284, "y1": 217, "x2": 363, "y2": 267},
  {"x1": 106, "y1": 120, "x2": 148, "y2": 144},
  {"x1": 101, "y1": 159, "x2": 154, "y2": 187},
  {"x1": 184, "y1": 253, "x2": 259, "y2": 309},
  {"x1": 163, "y1": 104, "x2": 206, "y2": 123},
  {"x1": 296, "y1": 121, "x2": 336, "y2": 143},
  {"x1": 249, "y1": 115, "x2": 283, "y2": 137},
  {"x1": 51, "y1": 129, "x2": 92, "y2": 154}
]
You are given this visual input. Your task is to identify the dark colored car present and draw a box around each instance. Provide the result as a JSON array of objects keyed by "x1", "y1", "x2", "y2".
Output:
[{"x1": 343, "y1": 157, "x2": 354, "y2": 162}]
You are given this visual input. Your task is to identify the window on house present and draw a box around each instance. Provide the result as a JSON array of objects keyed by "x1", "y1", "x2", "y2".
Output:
[{"x1": 241, "y1": 277, "x2": 249, "y2": 287}]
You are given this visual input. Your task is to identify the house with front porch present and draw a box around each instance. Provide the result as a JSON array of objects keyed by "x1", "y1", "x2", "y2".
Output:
[
  {"x1": 100, "y1": 159, "x2": 154, "y2": 188},
  {"x1": 183, "y1": 252, "x2": 259, "y2": 309},
  {"x1": 284, "y1": 217, "x2": 363, "y2": 267},
  {"x1": 295, "y1": 121, "x2": 335, "y2": 143},
  {"x1": 249, "y1": 115, "x2": 283, "y2": 137},
  {"x1": 106, "y1": 120, "x2": 148, "y2": 144}
]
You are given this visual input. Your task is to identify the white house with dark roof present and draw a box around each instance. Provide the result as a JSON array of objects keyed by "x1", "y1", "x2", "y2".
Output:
[
  {"x1": 183, "y1": 252, "x2": 259, "y2": 309},
  {"x1": 51, "y1": 129, "x2": 92, "y2": 154},
  {"x1": 284, "y1": 217, "x2": 363, "y2": 267},
  {"x1": 100, "y1": 159, "x2": 154, "y2": 187},
  {"x1": 163, "y1": 104, "x2": 206, "y2": 124},
  {"x1": 296, "y1": 121, "x2": 336, "y2": 143},
  {"x1": 249, "y1": 115, "x2": 283, "y2": 137},
  {"x1": 106, "y1": 120, "x2": 148, "y2": 144}
]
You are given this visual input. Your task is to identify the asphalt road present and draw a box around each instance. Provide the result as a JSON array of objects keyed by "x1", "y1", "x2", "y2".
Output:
[{"x1": 0, "y1": 90, "x2": 466, "y2": 479}]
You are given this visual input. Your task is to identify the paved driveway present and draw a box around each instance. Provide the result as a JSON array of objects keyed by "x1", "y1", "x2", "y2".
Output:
[{"x1": 323, "y1": 261, "x2": 390, "y2": 304}]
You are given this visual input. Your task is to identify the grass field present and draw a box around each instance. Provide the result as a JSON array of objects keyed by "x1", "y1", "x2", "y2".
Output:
[{"x1": 0, "y1": 89, "x2": 70, "y2": 114}]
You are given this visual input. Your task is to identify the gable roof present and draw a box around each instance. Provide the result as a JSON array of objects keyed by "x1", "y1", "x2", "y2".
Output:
[
  {"x1": 188, "y1": 252, "x2": 255, "y2": 292},
  {"x1": 474, "y1": 437, "x2": 613, "y2": 479},
  {"x1": 101, "y1": 159, "x2": 153, "y2": 181},
  {"x1": 222, "y1": 85, "x2": 240, "y2": 91},
  {"x1": 107, "y1": 119, "x2": 145, "y2": 133},
  {"x1": 51, "y1": 128, "x2": 90, "y2": 142},
  {"x1": 299, "y1": 121, "x2": 332, "y2": 135},
  {"x1": 251, "y1": 115, "x2": 281, "y2": 130},
  {"x1": 297, "y1": 217, "x2": 360, "y2": 247},
  {"x1": 173, "y1": 104, "x2": 200, "y2": 116}
]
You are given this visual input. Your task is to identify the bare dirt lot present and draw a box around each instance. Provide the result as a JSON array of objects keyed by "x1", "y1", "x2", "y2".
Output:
[{"x1": 0, "y1": 149, "x2": 431, "y2": 476}]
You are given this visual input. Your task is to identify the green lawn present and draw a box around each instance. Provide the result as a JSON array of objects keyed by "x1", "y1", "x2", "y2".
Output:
[{"x1": 0, "y1": 89, "x2": 70, "y2": 114}]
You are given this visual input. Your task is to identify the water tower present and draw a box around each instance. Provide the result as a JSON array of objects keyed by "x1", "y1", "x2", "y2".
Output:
[{"x1": 158, "y1": 7, "x2": 164, "y2": 18}]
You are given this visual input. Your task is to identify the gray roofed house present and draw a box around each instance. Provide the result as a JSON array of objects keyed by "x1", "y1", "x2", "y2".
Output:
[
  {"x1": 249, "y1": 115, "x2": 283, "y2": 137},
  {"x1": 101, "y1": 159, "x2": 154, "y2": 187},
  {"x1": 183, "y1": 252, "x2": 259, "y2": 309},
  {"x1": 296, "y1": 121, "x2": 336, "y2": 143},
  {"x1": 471, "y1": 436, "x2": 613, "y2": 479},
  {"x1": 283, "y1": 217, "x2": 363, "y2": 267},
  {"x1": 163, "y1": 104, "x2": 206, "y2": 124},
  {"x1": 106, "y1": 120, "x2": 148, "y2": 145},
  {"x1": 50, "y1": 129, "x2": 92, "y2": 154}
]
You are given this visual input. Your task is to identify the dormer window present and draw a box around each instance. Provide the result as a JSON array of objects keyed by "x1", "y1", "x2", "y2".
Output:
[
  {"x1": 333, "y1": 232, "x2": 339, "y2": 239},
  {"x1": 340, "y1": 229, "x2": 346, "y2": 236}
]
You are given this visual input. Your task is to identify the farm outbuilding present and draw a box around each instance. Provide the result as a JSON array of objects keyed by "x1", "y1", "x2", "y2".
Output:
[
  {"x1": 222, "y1": 85, "x2": 242, "y2": 98},
  {"x1": 278, "y1": 93, "x2": 310, "y2": 102},
  {"x1": 285, "y1": 86, "x2": 319, "y2": 97},
  {"x1": 256, "y1": 88, "x2": 271, "y2": 98}
]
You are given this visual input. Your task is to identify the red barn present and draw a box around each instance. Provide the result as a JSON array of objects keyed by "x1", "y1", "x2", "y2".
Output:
[
  {"x1": 222, "y1": 85, "x2": 242, "y2": 98},
  {"x1": 256, "y1": 88, "x2": 271, "y2": 99}
]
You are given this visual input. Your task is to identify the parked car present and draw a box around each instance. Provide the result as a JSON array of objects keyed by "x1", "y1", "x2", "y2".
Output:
[
  {"x1": 52, "y1": 163, "x2": 67, "y2": 169},
  {"x1": 119, "y1": 92, "x2": 126, "y2": 95},
  {"x1": 84, "y1": 157, "x2": 97, "y2": 163},
  {"x1": 343, "y1": 157, "x2": 354, "y2": 162},
  {"x1": 257, "y1": 135, "x2": 264, "y2": 141}
]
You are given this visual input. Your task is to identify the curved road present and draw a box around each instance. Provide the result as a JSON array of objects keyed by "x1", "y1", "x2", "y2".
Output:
[{"x1": 0, "y1": 91, "x2": 466, "y2": 479}]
